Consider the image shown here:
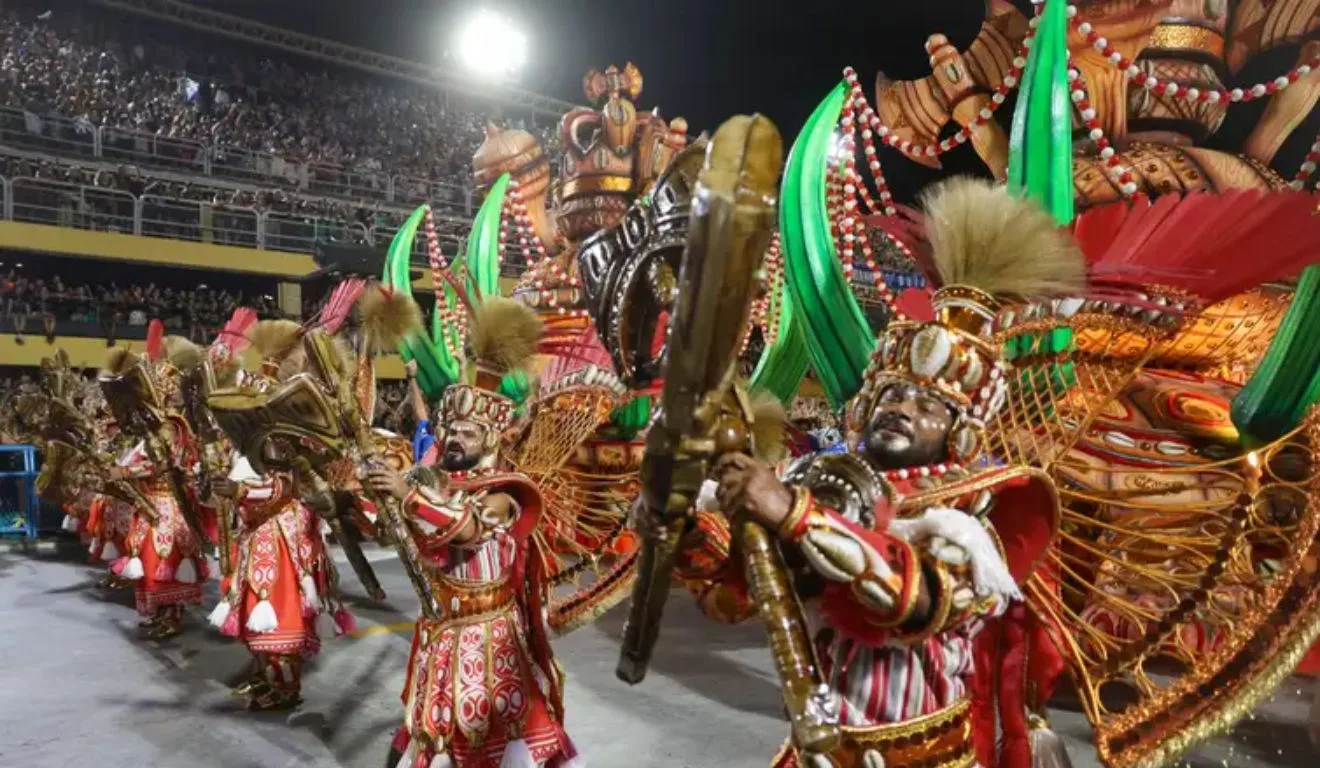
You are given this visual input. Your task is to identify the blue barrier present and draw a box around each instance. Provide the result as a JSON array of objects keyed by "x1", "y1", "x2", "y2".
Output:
[{"x1": 0, "y1": 445, "x2": 41, "y2": 539}]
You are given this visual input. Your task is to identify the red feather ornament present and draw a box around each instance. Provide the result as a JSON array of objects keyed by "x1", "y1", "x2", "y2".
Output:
[
  {"x1": 145, "y1": 319, "x2": 165, "y2": 362},
  {"x1": 314, "y1": 278, "x2": 367, "y2": 334},
  {"x1": 210, "y1": 307, "x2": 259, "y2": 363},
  {"x1": 1073, "y1": 190, "x2": 1320, "y2": 303}
]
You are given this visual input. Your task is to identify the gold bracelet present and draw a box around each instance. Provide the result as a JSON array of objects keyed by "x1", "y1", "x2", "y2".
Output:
[{"x1": 777, "y1": 487, "x2": 813, "y2": 540}]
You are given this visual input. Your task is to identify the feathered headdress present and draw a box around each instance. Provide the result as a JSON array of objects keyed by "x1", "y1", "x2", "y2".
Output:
[
  {"x1": 209, "y1": 308, "x2": 259, "y2": 387},
  {"x1": 163, "y1": 336, "x2": 204, "y2": 372},
  {"x1": 248, "y1": 319, "x2": 305, "y2": 382},
  {"x1": 849, "y1": 177, "x2": 1085, "y2": 462}
]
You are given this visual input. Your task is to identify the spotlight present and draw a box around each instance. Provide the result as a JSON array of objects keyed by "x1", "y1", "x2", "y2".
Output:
[{"x1": 456, "y1": 9, "x2": 528, "y2": 78}]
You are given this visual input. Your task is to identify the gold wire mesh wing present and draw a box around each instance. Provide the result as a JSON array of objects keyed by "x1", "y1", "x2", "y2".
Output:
[
  {"x1": 504, "y1": 368, "x2": 640, "y2": 635},
  {"x1": 990, "y1": 305, "x2": 1320, "y2": 768}
]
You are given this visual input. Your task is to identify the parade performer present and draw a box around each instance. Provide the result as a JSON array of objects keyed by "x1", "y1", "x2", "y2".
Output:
[
  {"x1": 28, "y1": 351, "x2": 137, "y2": 587},
  {"x1": 366, "y1": 295, "x2": 581, "y2": 768},
  {"x1": 639, "y1": 175, "x2": 1076, "y2": 768},
  {"x1": 99, "y1": 324, "x2": 208, "y2": 638},
  {"x1": 208, "y1": 452, "x2": 339, "y2": 709},
  {"x1": 203, "y1": 319, "x2": 354, "y2": 709}
]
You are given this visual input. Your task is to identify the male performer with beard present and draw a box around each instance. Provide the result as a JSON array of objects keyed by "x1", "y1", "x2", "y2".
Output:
[{"x1": 365, "y1": 296, "x2": 580, "y2": 768}]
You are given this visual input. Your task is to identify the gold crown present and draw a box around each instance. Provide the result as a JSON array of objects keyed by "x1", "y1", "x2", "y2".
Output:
[{"x1": 439, "y1": 382, "x2": 516, "y2": 433}]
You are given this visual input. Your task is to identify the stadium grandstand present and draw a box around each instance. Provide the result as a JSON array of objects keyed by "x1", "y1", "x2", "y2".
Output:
[{"x1": 0, "y1": 0, "x2": 550, "y2": 422}]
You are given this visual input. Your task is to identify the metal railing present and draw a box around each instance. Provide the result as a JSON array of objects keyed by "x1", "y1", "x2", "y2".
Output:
[
  {"x1": 10, "y1": 178, "x2": 136, "y2": 234},
  {"x1": 0, "y1": 107, "x2": 474, "y2": 214},
  {"x1": 0, "y1": 174, "x2": 475, "y2": 265}
]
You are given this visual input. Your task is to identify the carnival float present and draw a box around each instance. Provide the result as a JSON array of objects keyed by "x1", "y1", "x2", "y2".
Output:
[{"x1": 753, "y1": 0, "x2": 1320, "y2": 766}]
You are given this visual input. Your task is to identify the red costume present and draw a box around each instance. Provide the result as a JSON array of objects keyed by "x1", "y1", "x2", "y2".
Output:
[
  {"x1": 113, "y1": 422, "x2": 207, "y2": 620},
  {"x1": 392, "y1": 471, "x2": 576, "y2": 768},
  {"x1": 207, "y1": 454, "x2": 345, "y2": 707}
]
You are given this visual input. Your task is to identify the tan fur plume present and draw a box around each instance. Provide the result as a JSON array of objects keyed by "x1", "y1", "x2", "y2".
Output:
[
  {"x1": 471, "y1": 297, "x2": 543, "y2": 374},
  {"x1": 212, "y1": 358, "x2": 240, "y2": 389},
  {"x1": 276, "y1": 345, "x2": 308, "y2": 382},
  {"x1": 101, "y1": 348, "x2": 140, "y2": 377},
  {"x1": 750, "y1": 390, "x2": 790, "y2": 464},
  {"x1": 248, "y1": 320, "x2": 304, "y2": 363},
  {"x1": 163, "y1": 336, "x2": 204, "y2": 371},
  {"x1": 359, "y1": 284, "x2": 423, "y2": 354},
  {"x1": 921, "y1": 177, "x2": 1084, "y2": 296}
]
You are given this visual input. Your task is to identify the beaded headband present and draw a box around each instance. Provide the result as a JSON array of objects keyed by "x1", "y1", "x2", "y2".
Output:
[{"x1": 439, "y1": 382, "x2": 516, "y2": 433}]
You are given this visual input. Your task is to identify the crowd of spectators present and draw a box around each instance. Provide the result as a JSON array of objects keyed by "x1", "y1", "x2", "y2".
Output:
[
  {"x1": 0, "y1": 154, "x2": 473, "y2": 254},
  {"x1": 0, "y1": 0, "x2": 561, "y2": 198},
  {"x1": 0, "y1": 268, "x2": 284, "y2": 345},
  {"x1": 0, "y1": 0, "x2": 570, "y2": 443}
]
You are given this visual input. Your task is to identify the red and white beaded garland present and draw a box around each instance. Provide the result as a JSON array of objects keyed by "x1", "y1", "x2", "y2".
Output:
[
  {"x1": 850, "y1": 0, "x2": 1317, "y2": 169},
  {"x1": 1290, "y1": 130, "x2": 1320, "y2": 191},
  {"x1": 422, "y1": 205, "x2": 468, "y2": 357},
  {"x1": 740, "y1": 233, "x2": 786, "y2": 356},
  {"x1": 1068, "y1": 4, "x2": 1318, "y2": 106},
  {"x1": 1069, "y1": 65, "x2": 1140, "y2": 197},
  {"x1": 829, "y1": 76, "x2": 912, "y2": 321},
  {"x1": 504, "y1": 181, "x2": 588, "y2": 318}
]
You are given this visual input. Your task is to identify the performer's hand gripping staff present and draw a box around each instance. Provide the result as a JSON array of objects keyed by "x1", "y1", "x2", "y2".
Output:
[
  {"x1": 307, "y1": 317, "x2": 438, "y2": 618},
  {"x1": 616, "y1": 114, "x2": 842, "y2": 759}
]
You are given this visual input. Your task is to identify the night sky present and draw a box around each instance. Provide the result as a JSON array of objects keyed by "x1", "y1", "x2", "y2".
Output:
[{"x1": 184, "y1": 0, "x2": 1317, "y2": 203}]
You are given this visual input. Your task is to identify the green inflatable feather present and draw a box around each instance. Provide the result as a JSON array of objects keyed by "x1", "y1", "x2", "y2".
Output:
[
  {"x1": 610, "y1": 395, "x2": 653, "y2": 440},
  {"x1": 451, "y1": 172, "x2": 533, "y2": 409},
  {"x1": 749, "y1": 266, "x2": 810, "y2": 405},
  {"x1": 464, "y1": 173, "x2": 510, "y2": 303},
  {"x1": 1232, "y1": 267, "x2": 1320, "y2": 446},
  {"x1": 383, "y1": 206, "x2": 458, "y2": 398},
  {"x1": 781, "y1": 82, "x2": 875, "y2": 408},
  {"x1": 1001, "y1": 0, "x2": 1078, "y2": 404},
  {"x1": 1007, "y1": 0, "x2": 1074, "y2": 225}
]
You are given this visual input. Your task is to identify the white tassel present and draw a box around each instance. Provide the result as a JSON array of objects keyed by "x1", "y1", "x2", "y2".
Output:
[
  {"x1": 227, "y1": 455, "x2": 260, "y2": 483},
  {"x1": 299, "y1": 574, "x2": 319, "y2": 614},
  {"x1": 121, "y1": 556, "x2": 145, "y2": 580},
  {"x1": 89, "y1": 537, "x2": 102, "y2": 556},
  {"x1": 101, "y1": 541, "x2": 120, "y2": 561},
  {"x1": 889, "y1": 506, "x2": 1022, "y2": 602},
  {"x1": 175, "y1": 558, "x2": 199, "y2": 584},
  {"x1": 246, "y1": 599, "x2": 278, "y2": 633},
  {"x1": 394, "y1": 740, "x2": 418, "y2": 768},
  {"x1": 62, "y1": 514, "x2": 80, "y2": 532},
  {"x1": 428, "y1": 753, "x2": 455, "y2": 768},
  {"x1": 498, "y1": 739, "x2": 535, "y2": 768},
  {"x1": 1029, "y1": 717, "x2": 1075, "y2": 768},
  {"x1": 207, "y1": 600, "x2": 231, "y2": 629}
]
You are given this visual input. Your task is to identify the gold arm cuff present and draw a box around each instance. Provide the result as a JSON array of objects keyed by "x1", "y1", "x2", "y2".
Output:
[
  {"x1": 894, "y1": 558, "x2": 958, "y2": 643},
  {"x1": 777, "y1": 486, "x2": 814, "y2": 540}
]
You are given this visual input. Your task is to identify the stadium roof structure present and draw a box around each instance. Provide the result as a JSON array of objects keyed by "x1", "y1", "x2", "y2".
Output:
[{"x1": 90, "y1": 0, "x2": 579, "y2": 118}]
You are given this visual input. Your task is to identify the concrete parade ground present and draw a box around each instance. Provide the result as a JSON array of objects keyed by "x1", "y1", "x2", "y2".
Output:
[{"x1": 1, "y1": 542, "x2": 1317, "y2": 768}]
